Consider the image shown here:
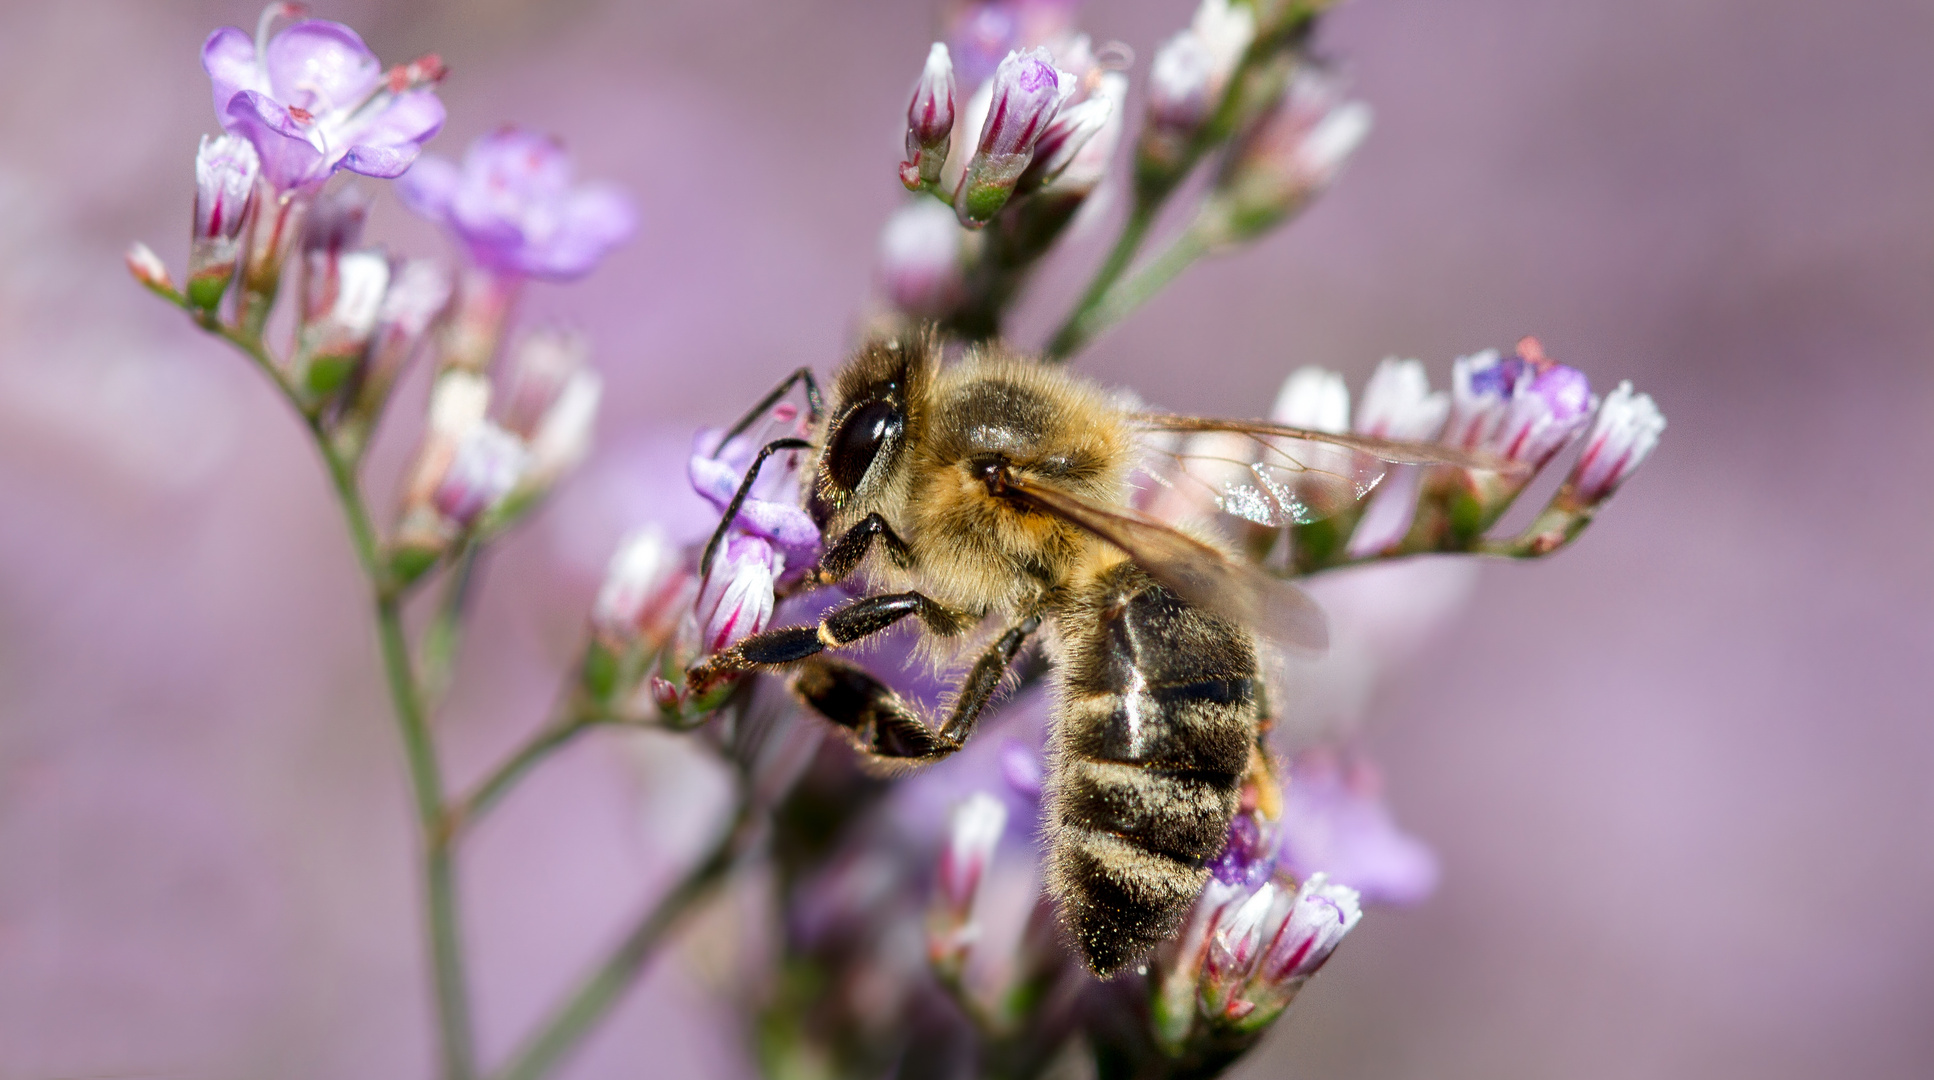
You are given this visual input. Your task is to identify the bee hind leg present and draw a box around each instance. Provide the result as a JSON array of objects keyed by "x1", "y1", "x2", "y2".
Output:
[{"x1": 791, "y1": 615, "x2": 1039, "y2": 766}]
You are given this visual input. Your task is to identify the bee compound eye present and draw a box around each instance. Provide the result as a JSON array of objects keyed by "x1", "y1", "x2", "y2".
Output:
[{"x1": 825, "y1": 399, "x2": 902, "y2": 491}]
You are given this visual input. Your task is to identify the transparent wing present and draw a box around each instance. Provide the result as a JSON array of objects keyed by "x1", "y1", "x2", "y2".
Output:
[
  {"x1": 1130, "y1": 413, "x2": 1524, "y2": 529},
  {"x1": 1000, "y1": 473, "x2": 1329, "y2": 652}
]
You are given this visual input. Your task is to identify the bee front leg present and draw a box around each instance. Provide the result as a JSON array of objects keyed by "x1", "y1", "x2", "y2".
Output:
[
  {"x1": 791, "y1": 615, "x2": 1039, "y2": 767},
  {"x1": 797, "y1": 513, "x2": 912, "y2": 590},
  {"x1": 684, "y1": 591, "x2": 967, "y2": 694}
]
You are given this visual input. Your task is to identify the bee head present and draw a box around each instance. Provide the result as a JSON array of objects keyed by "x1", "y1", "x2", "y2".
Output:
[{"x1": 815, "y1": 331, "x2": 934, "y2": 519}]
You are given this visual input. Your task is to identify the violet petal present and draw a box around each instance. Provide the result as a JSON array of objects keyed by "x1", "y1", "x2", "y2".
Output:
[
  {"x1": 222, "y1": 90, "x2": 325, "y2": 191},
  {"x1": 201, "y1": 27, "x2": 266, "y2": 120},
  {"x1": 262, "y1": 19, "x2": 381, "y2": 112},
  {"x1": 395, "y1": 154, "x2": 461, "y2": 220}
]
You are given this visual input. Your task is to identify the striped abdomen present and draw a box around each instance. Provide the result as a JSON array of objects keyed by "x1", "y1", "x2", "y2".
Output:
[{"x1": 1044, "y1": 562, "x2": 1259, "y2": 975}]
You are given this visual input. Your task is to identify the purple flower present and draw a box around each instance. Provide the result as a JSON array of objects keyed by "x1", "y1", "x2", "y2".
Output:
[
  {"x1": 1207, "y1": 809, "x2": 1277, "y2": 890},
  {"x1": 694, "y1": 533, "x2": 777, "y2": 653},
  {"x1": 201, "y1": 6, "x2": 446, "y2": 192},
  {"x1": 1278, "y1": 749, "x2": 1439, "y2": 906},
  {"x1": 1566, "y1": 380, "x2": 1665, "y2": 505},
  {"x1": 1445, "y1": 337, "x2": 1596, "y2": 468},
  {"x1": 398, "y1": 127, "x2": 636, "y2": 282},
  {"x1": 946, "y1": 0, "x2": 1081, "y2": 87},
  {"x1": 687, "y1": 428, "x2": 821, "y2": 566}
]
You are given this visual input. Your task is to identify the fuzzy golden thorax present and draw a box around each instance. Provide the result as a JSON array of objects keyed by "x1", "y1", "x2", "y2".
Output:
[{"x1": 812, "y1": 337, "x2": 1137, "y2": 618}]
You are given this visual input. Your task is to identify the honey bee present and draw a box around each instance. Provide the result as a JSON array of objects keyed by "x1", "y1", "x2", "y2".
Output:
[{"x1": 686, "y1": 330, "x2": 1499, "y2": 975}]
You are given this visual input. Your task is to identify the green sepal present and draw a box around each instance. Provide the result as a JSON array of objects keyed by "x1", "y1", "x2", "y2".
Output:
[{"x1": 304, "y1": 355, "x2": 356, "y2": 396}]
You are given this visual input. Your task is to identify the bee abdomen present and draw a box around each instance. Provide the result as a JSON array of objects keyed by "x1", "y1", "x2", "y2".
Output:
[{"x1": 1045, "y1": 569, "x2": 1260, "y2": 974}]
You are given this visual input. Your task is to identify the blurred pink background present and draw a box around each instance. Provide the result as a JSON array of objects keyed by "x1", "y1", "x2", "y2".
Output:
[{"x1": 3, "y1": 0, "x2": 1931, "y2": 1077}]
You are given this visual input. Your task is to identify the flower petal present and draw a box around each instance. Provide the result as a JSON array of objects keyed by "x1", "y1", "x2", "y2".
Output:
[
  {"x1": 223, "y1": 90, "x2": 325, "y2": 191},
  {"x1": 520, "y1": 184, "x2": 636, "y2": 280},
  {"x1": 202, "y1": 27, "x2": 268, "y2": 122},
  {"x1": 395, "y1": 154, "x2": 461, "y2": 222},
  {"x1": 344, "y1": 89, "x2": 447, "y2": 154},
  {"x1": 263, "y1": 19, "x2": 382, "y2": 113},
  {"x1": 340, "y1": 143, "x2": 420, "y2": 179}
]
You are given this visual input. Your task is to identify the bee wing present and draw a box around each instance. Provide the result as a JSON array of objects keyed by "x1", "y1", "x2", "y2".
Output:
[
  {"x1": 1000, "y1": 473, "x2": 1330, "y2": 652},
  {"x1": 1131, "y1": 414, "x2": 1526, "y2": 529}
]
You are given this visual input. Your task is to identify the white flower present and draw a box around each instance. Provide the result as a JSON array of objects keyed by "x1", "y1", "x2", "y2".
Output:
[
  {"x1": 592, "y1": 525, "x2": 690, "y2": 646},
  {"x1": 878, "y1": 199, "x2": 965, "y2": 317},
  {"x1": 937, "y1": 792, "x2": 1008, "y2": 921},
  {"x1": 432, "y1": 422, "x2": 530, "y2": 527},
  {"x1": 1271, "y1": 365, "x2": 1349, "y2": 433},
  {"x1": 1258, "y1": 872, "x2": 1362, "y2": 982},
  {"x1": 1355, "y1": 357, "x2": 1449, "y2": 440},
  {"x1": 1567, "y1": 380, "x2": 1664, "y2": 503}
]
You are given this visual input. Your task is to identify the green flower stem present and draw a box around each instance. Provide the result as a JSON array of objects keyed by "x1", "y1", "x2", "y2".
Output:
[
  {"x1": 491, "y1": 797, "x2": 759, "y2": 1080},
  {"x1": 445, "y1": 706, "x2": 604, "y2": 837},
  {"x1": 1044, "y1": 199, "x2": 1158, "y2": 360},
  {"x1": 1049, "y1": 222, "x2": 1215, "y2": 360}
]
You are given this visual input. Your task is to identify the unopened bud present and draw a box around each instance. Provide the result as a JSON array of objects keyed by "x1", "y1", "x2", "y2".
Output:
[
  {"x1": 592, "y1": 525, "x2": 693, "y2": 649},
  {"x1": 432, "y1": 422, "x2": 530, "y2": 528},
  {"x1": 1017, "y1": 76, "x2": 1118, "y2": 193},
  {"x1": 188, "y1": 134, "x2": 260, "y2": 310},
  {"x1": 501, "y1": 330, "x2": 590, "y2": 439},
  {"x1": 1147, "y1": 31, "x2": 1216, "y2": 134},
  {"x1": 524, "y1": 368, "x2": 601, "y2": 485},
  {"x1": 693, "y1": 533, "x2": 778, "y2": 654},
  {"x1": 126, "y1": 242, "x2": 176, "y2": 297},
  {"x1": 953, "y1": 47, "x2": 1075, "y2": 227},
  {"x1": 1255, "y1": 873, "x2": 1361, "y2": 986},
  {"x1": 354, "y1": 258, "x2": 453, "y2": 418},
  {"x1": 297, "y1": 249, "x2": 389, "y2": 395},
  {"x1": 1355, "y1": 358, "x2": 1449, "y2": 441},
  {"x1": 901, "y1": 43, "x2": 957, "y2": 190},
  {"x1": 877, "y1": 199, "x2": 966, "y2": 318},
  {"x1": 297, "y1": 186, "x2": 373, "y2": 327},
  {"x1": 1564, "y1": 380, "x2": 1664, "y2": 506}
]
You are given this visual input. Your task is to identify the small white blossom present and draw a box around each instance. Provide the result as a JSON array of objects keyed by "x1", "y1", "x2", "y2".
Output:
[
  {"x1": 1567, "y1": 380, "x2": 1664, "y2": 504},
  {"x1": 432, "y1": 422, "x2": 530, "y2": 527},
  {"x1": 592, "y1": 525, "x2": 691, "y2": 646},
  {"x1": 1355, "y1": 357, "x2": 1449, "y2": 440},
  {"x1": 1271, "y1": 366, "x2": 1350, "y2": 433}
]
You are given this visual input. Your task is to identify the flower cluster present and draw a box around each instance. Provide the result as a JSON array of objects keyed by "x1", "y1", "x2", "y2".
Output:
[{"x1": 132, "y1": 4, "x2": 1670, "y2": 1080}]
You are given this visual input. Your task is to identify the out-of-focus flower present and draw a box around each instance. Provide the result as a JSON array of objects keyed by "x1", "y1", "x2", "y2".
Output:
[
  {"x1": 1271, "y1": 365, "x2": 1349, "y2": 433},
  {"x1": 296, "y1": 185, "x2": 372, "y2": 333},
  {"x1": 694, "y1": 533, "x2": 778, "y2": 653},
  {"x1": 945, "y1": 0, "x2": 1080, "y2": 87},
  {"x1": 398, "y1": 127, "x2": 636, "y2": 282},
  {"x1": 1213, "y1": 66, "x2": 1371, "y2": 240},
  {"x1": 930, "y1": 791, "x2": 1008, "y2": 968},
  {"x1": 201, "y1": 6, "x2": 446, "y2": 192},
  {"x1": 432, "y1": 422, "x2": 530, "y2": 528},
  {"x1": 187, "y1": 135, "x2": 260, "y2": 310},
  {"x1": 878, "y1": 200, "x2": 966, "y2": 318},
  {"x1": 953, "y1": 47, "x2": 1076, "y2": 227},
  {"x1": 394, "y1": 371, "x2": 491, "y2": 562},
  {"x1": 125, "y1": 242, "x2": 176, "y2": 296},
  {"x1": 1207, "y1": 808, "x2": 1277, "y2": 891},
  {"x1": 1278, "y1": 748, "x2": 1438, "y2": 906},
  {"x1": 1147, "y1": 0, "x2": 1256, "y2": 135},
  {"x1": 998, "y1": 738, "x2": 1045, "y2": 803},
  {"x1": 592, "y1": 525, "x2": 693, "y2": 649},
  {"x1": 688, "y1": 429, "x2": 821, "y2": 566},
  {"x1": 351, "y1": 258, "x2": 452, "y2": 419},
  {"x1": 500, "y1": 330, "x2": 588, "y2": 439},
  {"x1": 524, "y1": 367, "x2": 601, "y2": 485},
  {"x1": 1444, "y1": 337, "x2": 1595, "y2": 469},
  {"x1": 1564, "y1": 380, "x2": 1665, "y2": 506},
  {"x1": 901, "y1": 44, "x2": 957, "y2": 190}
]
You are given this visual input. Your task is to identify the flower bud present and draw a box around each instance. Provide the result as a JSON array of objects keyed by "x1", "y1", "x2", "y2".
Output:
[
  {"x1": 953, "y1": 47, "x2": 1075, "y2": 227},
  {"x1": 1043, "y1": 70, "x2": 1128, "y2": 195},
  {"x1": 353, "y1": 258, "x2": 453, "y2": 419},
  {"x1": 1564, "y1": 380, "x2": 1664, "y2": 506},
  {"x1": 592, "y1": 524, "x2": 693, "y2": 649},
  {"x1": 432, "y1": 422, "x2": 530, "y2": 528},
  {"x1": 1016, "y1": 73, "x2": 1119, "y2": 193},
  {"x1": 1444, "y1": 338, "x2": 1595, "y2": 469},
  {"x1": 878, "y1": 199, "x2": 966, "y2": 318},
  {"x1": 188, "y1": 134, "x2": 260, "y2": 310},
  {"x1": 1149, "y1": 32, "x2": 1215, "y2": 133},
  {"x1": 524, "y1": 367, "x2": 601, "y2": 486},
  {"x1": 1255, "y1": 873, "x2": 1361, "y2": 986},
  {"x1": 930, "y1": 791, "x2": 1009, "y2": 971},
  {"x1": 1354, "y1": 357, "x2": 1449, "y2": 440},
  {"x1": 694, "y1": 533, "x2": 778, "y2": 653},
  {"x1": 297, "y1": 186, "x2": 373, "y2": 327},
  {"x1": 500, "y1": 330, "x2": 588, "y2": 437},
  {"x1": 125, "y1": 242, "x2": 177, "y2": 297},
  {"x1": 297, "y1": 249, "x2": 389, "y2": 395},
  {"x1": 901, "y1": 43, "x2": 957, "y2": 191}
]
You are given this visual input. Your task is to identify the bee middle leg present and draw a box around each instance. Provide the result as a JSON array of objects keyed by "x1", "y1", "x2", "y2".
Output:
[
  {"x1": 791, "y1": 615, "x2": 1040, "y2": 766},
  {"x1": 685, "y1": 591, "x2": 970, "y2": 693}
]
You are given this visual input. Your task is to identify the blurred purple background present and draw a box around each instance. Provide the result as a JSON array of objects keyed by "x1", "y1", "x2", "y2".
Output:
[{"x1": 3, "y1": 0, "x2": 1932, "y2": 1077}]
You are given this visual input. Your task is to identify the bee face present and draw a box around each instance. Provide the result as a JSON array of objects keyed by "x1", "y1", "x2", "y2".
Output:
[{"x1": 812, "y1": 334, "x2": 933, "y2": 524}]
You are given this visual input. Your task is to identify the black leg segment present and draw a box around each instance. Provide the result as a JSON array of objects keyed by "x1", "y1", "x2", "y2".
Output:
[
  {"x1": 806, "y1": 513, "x2": 912, "y2": 587},
  {"x1": 698, "y1": 436, "x2": 813, "y2": 579}
]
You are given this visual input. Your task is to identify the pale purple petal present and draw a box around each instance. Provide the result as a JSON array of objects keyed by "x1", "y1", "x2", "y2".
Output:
[
  {"x1": 223, "y1": 90, "x2": 325, "y2": 191},
  {"x1": 201, "y1": 27, "x2": 267, "y2": 120},
  {"x1": 262, "y1": 19, "x2": 381, "y2": 114},
  {"x1": 341, "y1": 89, "x2": 447, "y2": 157},
  {"x1": 394, "y1": 155, "x2": 461, "y2": 220},
  {"x1": 340, "y1": 143, "x2": 419, "y2": 179},
  {"x1": 519, "y1": 184, "x2": 637, "y2": 280},
  {"x1": 1278, "y1": 751, "x2": 1439, "y2": 906}
]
